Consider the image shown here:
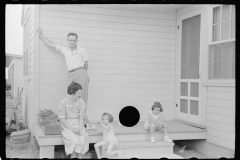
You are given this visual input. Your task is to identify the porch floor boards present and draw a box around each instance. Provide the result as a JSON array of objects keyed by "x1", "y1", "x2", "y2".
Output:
[
  {"x1": 87, "y1": 120, "x2": 207, "y2": 142},
  {"x1": 33, "y1": 120, "x2": 206, "y2": 145}
]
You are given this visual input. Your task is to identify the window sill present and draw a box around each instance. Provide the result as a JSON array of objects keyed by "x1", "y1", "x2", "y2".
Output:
[
  {"x1": 203, "y1": 80, "x2": 235, "y2": 87},
  {"x1": 23, "y1": 76, "x2": 30, "y2": 82}
]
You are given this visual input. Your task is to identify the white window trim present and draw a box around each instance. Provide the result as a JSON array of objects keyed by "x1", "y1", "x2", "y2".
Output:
[
  {"x1": 23, "y1": 7, "x2": 30, "y2": 82},
  {"x1": 206, "y1": 4, "x2": 235, "y2": 86}
]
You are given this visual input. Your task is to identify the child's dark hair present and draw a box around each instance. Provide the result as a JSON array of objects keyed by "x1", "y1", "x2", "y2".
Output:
[
  {"x1": 102, "y1": 113, "x2": 114, "y2": 123},
  {"x1": 67, "y1": 81, "x2": 82, "y2": 95},
  {"x1": 151, "y1": 102, "x2": 163, "y2": 112}
]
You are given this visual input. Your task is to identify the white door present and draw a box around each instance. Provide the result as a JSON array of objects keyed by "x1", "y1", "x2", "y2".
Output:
[{"x1": 176, "y1": 9, "x2": 203, "y2": 124}]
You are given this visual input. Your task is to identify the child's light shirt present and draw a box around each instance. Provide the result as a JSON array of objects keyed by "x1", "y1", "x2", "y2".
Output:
[
  {"x1": 144, "y1": 110, "x2": 164, "y2": 129},
  {"x1": 103, "y1": 124, "x2": 118, "y2": 146}
]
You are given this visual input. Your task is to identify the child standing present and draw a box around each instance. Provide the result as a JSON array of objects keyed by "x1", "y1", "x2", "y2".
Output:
[
  {"x1": 94, "y1": 113, "x2": 121, "y2": 159},
  {"x1": 144, "y1": 102, "x2": 173, "y2": 143}
]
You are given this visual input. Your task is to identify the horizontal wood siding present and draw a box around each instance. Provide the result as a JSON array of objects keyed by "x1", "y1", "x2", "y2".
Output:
[
  {"x1": 206, "y1": 86, "x2": 235, "y2": 150},
  {"x1": 39, "y1": 5, "x2": 177, "y2": 122},
  {"x1": 22, "y1": 5, "x2": 37, "y2": 132}
]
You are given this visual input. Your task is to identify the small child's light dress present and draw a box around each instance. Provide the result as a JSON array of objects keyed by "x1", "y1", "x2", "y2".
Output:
[
  {"x1": 103, "y1": 124, "x2": 118, "y2": 146},
  {"x1": 144, "y1": 110, "x2": 164, "y2": 131}
]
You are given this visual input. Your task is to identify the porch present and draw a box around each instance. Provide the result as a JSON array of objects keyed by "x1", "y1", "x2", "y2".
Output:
[{"x1": 33, "y1": 120, "x2": 206, "y2": 158}]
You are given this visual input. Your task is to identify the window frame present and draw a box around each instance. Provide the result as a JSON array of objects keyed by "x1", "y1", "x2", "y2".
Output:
[
  {"x1": 207, "y1": 5, "x2": 235, "y2": 85},
  {"x1": 23, "y1": 7, "x2": 30, "y2": 82}
]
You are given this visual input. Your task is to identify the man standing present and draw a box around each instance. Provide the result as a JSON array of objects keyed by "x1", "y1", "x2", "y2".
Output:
[{"x1": 36, "y1": 28, "x2": 92, "y2": 127}]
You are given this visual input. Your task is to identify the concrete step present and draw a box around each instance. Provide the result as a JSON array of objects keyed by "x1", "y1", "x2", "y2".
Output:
[{"x1": 101, "y1": 140, "x2": 174, "y2": 159}]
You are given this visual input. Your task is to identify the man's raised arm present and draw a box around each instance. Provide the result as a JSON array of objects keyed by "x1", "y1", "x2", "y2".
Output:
[{"x1": 36, "y1": 28, "x2": 57, "y2": 49}]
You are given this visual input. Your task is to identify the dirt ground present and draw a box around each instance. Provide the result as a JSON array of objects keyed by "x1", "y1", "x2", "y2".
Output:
[{"x1": 6, "y1": 134, "x2": 210, "y2": 159}]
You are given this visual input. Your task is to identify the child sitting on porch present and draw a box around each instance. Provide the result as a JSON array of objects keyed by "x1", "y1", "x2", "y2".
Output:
[
  {"x1": 94, "y1": 113, "x2": 121, "y2": 159},
  {"x1": 144, "y1": 102, "x2": 173, "y2": 143}
]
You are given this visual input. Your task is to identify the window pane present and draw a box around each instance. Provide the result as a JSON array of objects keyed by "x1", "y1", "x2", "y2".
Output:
[
  {"x1": 222, "y1": 60, "x2": 231, "y2": 78},
  {"x1": 213, "y1": 24, "x2": 220, "y2": 41},
  {"x1": 214, "y1": 44, "x2": 222, "y2": 60},
  {"x1": 233, "y1": 42, "x2": 235, "y2": 60},
  {"x1": 181, "y1": 82, "x2": 188, "y2": 96},
  {"x1": 181, "y1": 15, "x2": 200, "y2": 79},
  {"x1": 190, "y1": 100, "x2": 198, "y2": 115},
  {"x1": 190, "y1": 82, "x2": 199, "y2": 97},
  {"x1": 191, "y1": 37, "x2": 200, "y2": 54},
  {"x1": 222, "y1": 5, "x2": 231, "y2": 22},
  {"x1": 231, "y1": 20, "x2": 235, "y2": 38},
  {"x1": 221, "y1": 21, "x2": 231, "y2": 40},
  {"x1": 231, "y1": 5, "x2": 235, "y2": 19},
  {"x1": 213, "y1": 6, "x2": 221, "y2": 24},
  {"x1": 213, "y1": 61, "x2": 222, "y2": 78},
  {"x1": 24, "y1": 49, "x2": 28, "y2": 76},
  {"x1": 223, "y1": 43, "x2": 231, "y2": 60},
  {"x1": 180, "y1": 99, "x2": 188, "y2": 113}
]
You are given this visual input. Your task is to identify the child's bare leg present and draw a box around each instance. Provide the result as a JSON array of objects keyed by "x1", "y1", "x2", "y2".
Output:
[
  {"x1": 149, "y1": 124, "x2": 155, "y2": 138},
  {"x1": 163, "y1": 123, "x2": 168, "y2": 136},
  {"x1": 94, "y1": 141, "x2": 106, "y2": 159},
  {"x1": 162, "y1": 123, "x2": 173, "y2": 142},
  {"x1": 107, "y1": 144, "x2": 121, "y2": 158},
  {"x1": 71, "y1": 152, "x2": 77, "y2": 158}
]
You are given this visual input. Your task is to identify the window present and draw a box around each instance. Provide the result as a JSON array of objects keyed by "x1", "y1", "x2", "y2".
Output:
[
  {"x1": 209, "y1": 5, "x2": 235, "y2": 80},
  {"x1": 23, "y1": 11, "x2": 30, "y2": 79}
]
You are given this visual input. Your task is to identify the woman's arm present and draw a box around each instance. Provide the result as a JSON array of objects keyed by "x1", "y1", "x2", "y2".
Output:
[
  {"x1": 78, "y1": 114, "x2": 84, "y2": 133},
  {"x1": 84, "y1": 61, "x2": 88, "y2": 71},
  {"x1": 99, "y1": 122, "x2": 110, "y2": 131},
  {"x1": 60, "y1": 118, "x2": 74, "y2": 131}
]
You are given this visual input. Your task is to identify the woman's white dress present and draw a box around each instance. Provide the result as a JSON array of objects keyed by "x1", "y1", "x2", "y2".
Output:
[{"x1": 58, "y1": 98, "x2": 89, "y2": 155}]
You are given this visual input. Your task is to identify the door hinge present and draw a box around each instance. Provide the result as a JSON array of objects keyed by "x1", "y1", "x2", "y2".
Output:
[{"x1": 178, "y1": 26, "x2": 179, "y2": 29}]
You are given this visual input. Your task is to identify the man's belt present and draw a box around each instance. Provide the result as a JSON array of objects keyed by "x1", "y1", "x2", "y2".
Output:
[{"x1": 69, "y1": 67, "x2": 85, "y2": 73}]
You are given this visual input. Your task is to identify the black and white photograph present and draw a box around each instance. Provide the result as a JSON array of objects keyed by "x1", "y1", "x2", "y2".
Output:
[{"x1": 5, "y1": 4, "x2": 235, "y2": 159}]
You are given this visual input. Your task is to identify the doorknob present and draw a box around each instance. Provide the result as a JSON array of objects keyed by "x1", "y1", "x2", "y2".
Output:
[{"x1": 176, "y1": 104, "x2": 178, "y2": 107}]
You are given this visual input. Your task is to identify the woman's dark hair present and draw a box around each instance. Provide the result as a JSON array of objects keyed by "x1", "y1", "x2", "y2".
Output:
[
  {"x1": 67, "y1": 81, "x2": 82, "y2": 95},
  {"x1": 102, "y1": 112, "x2": 114, "y2": 123},
  {"x1": 151, "y1": 102, "x2": 163, "y2": 112}
]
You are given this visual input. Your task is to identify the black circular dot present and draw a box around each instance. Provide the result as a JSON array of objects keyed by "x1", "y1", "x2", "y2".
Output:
[{"x1": 119, "y1": 106, "x2": 140, "y2": 127}]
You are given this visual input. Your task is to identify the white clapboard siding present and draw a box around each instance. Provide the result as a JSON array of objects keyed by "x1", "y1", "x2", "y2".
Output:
[
  {"x1": 22, "y1": 5, "x2": 38, "y2": 133},
  {"x1": 206, "y1": 86, "x2": 235, "y2": 149},
  {"x1": 86, "y1": 4, "x2": 180, "y2": 14},
  {"x1": 38, "y1": 5, "x2": 177, "y2": 122},
  {"x1": 40, "y1": 5, "x2": 177, "y2": 20}
]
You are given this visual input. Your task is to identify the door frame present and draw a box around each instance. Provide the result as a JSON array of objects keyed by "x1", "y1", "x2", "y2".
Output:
[{"x1": 175, "y1": 8, "x2": 205, "y2": 124}]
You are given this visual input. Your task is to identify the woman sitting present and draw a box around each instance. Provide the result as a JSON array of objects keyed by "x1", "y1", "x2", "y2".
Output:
[{"x1": 58, "y1": 81, "x2": 89, "y2": 158}]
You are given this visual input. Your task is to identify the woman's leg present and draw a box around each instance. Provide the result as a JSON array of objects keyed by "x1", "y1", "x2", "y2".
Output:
[
  {"x1": 106, "y1": 144, "x2": 121, "y2": 158},
  {"x1": 71, "y1": 152, "x2": 77, "y2": 159},
  {"x1": 94, "y1": 141, "x2": 106, "y2": 159}
]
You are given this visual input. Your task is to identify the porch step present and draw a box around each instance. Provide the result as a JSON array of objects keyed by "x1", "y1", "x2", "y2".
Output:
[{"x1": 101, "y1": 140, "x2": 175, "y2": 159}]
